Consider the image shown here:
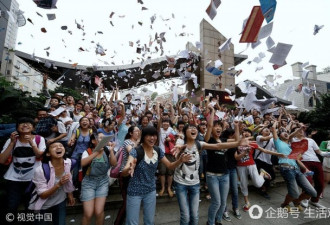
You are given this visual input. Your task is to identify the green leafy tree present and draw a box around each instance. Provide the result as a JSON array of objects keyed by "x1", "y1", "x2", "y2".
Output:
[
  {"x1": 0, "y1": 76, "x2": 44, "y2": 124},
  {"x1": 298, "y1": 93, "x2": 330, "y2": 144}
]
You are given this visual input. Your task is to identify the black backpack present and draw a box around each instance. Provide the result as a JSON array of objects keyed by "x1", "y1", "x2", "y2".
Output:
[{"x1": 135, "y1": 145, "x2": 162, "y2": 166}]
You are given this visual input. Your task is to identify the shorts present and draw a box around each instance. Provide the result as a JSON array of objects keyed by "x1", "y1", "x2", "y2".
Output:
[
  {"x1": 158, "y1": 154, "x2": 176, "y2": 176},
  {"x1": 81, "y1": 175, "x2": 109, "y2": 202}
]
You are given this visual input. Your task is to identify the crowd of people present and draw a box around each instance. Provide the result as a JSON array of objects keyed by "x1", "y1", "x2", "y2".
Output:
[{"x1": 1, "y1": 74, "x2": 330, "y2": 225}]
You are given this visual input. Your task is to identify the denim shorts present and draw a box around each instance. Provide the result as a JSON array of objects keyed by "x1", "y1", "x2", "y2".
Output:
[{"x1": 81, "y1": 175, "x2": 109, "y2": 201}]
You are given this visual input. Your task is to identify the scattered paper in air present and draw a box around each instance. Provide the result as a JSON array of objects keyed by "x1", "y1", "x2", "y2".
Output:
[
  {"x1": 46, "y1": 14, "x2": 56, "y2": 20},
  {"x1": 269, "y1": 42, "x2": 292, "y2": 66},
  {"x1": 205, "y1": 0, "x2": 222, "y2": 20},
  {"x1": 313, "y1": 25, "x2": 324, "y2": 35},
  {"x1": 214, "y1": 59, "x2": 223, "y2": 68},
  {"x1": 219, "y1": 38, "x2": 231, "y2": 52},
  {"x1": 240, "y1": 6, "x2": 264, "y2": 43},
  {"x1": 266, "y1": 36, "x2": 275, "y2": 49},
  {"x1": 258, "y1": 22, "x2": 273, "y2": 40},
  {"x1": 259, "y1": 0, "x2": 277, "y2": 23}
]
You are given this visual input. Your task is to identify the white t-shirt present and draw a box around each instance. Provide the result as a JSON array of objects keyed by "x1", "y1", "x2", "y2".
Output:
[
  {"x1": 174, "y1": 142, "x2": 204, "y2": 186},
  {"x1": 45, "y1": 121, "x2": 68, "y2": 142},
  {"x1": 1, "y1": 136, "x2": 46, "y2": 181},
  {"x1": 292, "y1": 137, "x2": 320, "y2": 162},
  {"x1": 158, "y1": 127, "x2": 175, "y2": 153},
  {"x1": 255, "y1": 136, "x2": 275, "y2": 165}
]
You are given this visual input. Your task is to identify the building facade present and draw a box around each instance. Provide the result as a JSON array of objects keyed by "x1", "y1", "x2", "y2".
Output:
[
  {"x1": 0, "y1": 0, "x2": 19, "y2": 62},
  {"x1": 2, "y1": 53, "x2": 57, "y2": 96},
  {"x1": 265, "y1": 62, "x2": 330, "y2": 110}
]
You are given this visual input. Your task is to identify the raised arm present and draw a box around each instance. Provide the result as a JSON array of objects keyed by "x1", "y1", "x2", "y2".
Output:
[
  {"x1": 271, "y1": 121, "x2": 279, "y2": 140},
  {"x1": 204, "y1": 105, "x2": 215, "y2": 142}
]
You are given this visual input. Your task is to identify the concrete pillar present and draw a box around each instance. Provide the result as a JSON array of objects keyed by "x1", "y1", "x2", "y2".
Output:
[
  {"x1": 305, "y1": 65, "x2": 317, "y2": 80},
  {"x1": 291, "y1": 62, "x2": 303, "y2": 78}
]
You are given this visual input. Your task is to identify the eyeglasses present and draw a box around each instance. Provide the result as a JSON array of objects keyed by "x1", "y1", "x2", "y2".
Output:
[{"x1": 188, "y1": 126, "x2": 198, "y2": 130}]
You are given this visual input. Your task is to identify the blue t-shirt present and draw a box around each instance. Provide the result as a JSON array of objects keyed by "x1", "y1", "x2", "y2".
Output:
[
  {"x1": 273, "y1": 138, "x2": 298, "y2": 168},
  {"x1": 117, "y1": 124, "x2": 129, "y2": 148},
  {"x1": 72, "y1": 133, "x2": 90, "y2": 158},
  {"x1": 127, "y1": 147, "x2": 164, "y2": 196},
  {"x1": 97, "y1": 128, "x2": 115, "y2": 142}
]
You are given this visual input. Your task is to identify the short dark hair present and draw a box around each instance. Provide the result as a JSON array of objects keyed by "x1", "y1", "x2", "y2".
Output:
[
  {"x1": 16, "y1": 117, "x2": 35, "y2": 129},
  {"x1": 243, "y1": 128, "x2": 253, "y2": 135},
  {"x1": 140, "y1": 126, "x2": 158, "y2": 144},
  {"x1": 51, "y1": 96, "x2": 60, "y2": 102}
]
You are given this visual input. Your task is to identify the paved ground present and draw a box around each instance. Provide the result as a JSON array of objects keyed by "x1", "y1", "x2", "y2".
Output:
[{"x1": 65, "y1": 183, "x2": 330, "y2": 225}]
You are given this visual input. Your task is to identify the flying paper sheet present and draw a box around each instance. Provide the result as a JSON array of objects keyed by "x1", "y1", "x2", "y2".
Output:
[
  {"x1": 214, "y1": 59, "x2": 223, "y2": 68},
  {"x1": 288, "y1": 139, "x2": 308, "y2": 160},
  {"x1": 266, "y1": 36, "x2": 275, "y2": 49},
  {"x1": 259, "y1": 0, "x2": 277, "y2": 23},
  {"x1": 206, "y1": 66, "x2": 223, "y2": 76},
  {"x1": 240, "y1": 6, "x2": 264, "y2": 43},
  {"x1": 313, "y1": 25, "x2": 324, "y2": 35},
  {"x1": 94, "y1": 135, "x2": 113, "y2": 152},
  {"x1": 205, "y1": 0, "x2": 221, "y2": 20},
  {"x1": 46, "y1": 14, "x2": 56, "y2": 20},
  {"x1": 269, "y1": 43, "x2": 292, "y2": 66},
  {"x1": 215, "y1": 111, "x2": 226, "y2": 120},
  {"x1": 258, "y1": 22, "x2": 273, "y2": 40},
  {"x1": 34, "y1": 0, "x2": 58, "y2": 9},
  {"x1": 219, "y1": 38, "x2": 231, "y2": 52}
]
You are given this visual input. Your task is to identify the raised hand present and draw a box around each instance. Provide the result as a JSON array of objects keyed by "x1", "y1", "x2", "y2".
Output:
[{"x1": 128, "y1": 158, "x2": 137, "y2": 177}]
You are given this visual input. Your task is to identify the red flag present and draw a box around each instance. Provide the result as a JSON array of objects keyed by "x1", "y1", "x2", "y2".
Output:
[{"x1": 240, "y1": 6, "x2": 264, "y2": 43}]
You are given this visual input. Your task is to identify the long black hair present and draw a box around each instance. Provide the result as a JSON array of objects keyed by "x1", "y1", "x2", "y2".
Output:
[{"x1": 125, "y1": 126, "x2": 138, "y2": 140}]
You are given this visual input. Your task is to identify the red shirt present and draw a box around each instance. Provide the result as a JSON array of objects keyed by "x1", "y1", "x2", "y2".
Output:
[{"x1": 236, "y1": 143, "x2": 258, "y2": 166}]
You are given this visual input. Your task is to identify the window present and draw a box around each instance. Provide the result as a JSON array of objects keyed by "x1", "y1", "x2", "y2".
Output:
[{"x1": 17, "y1": 61, "x2": 31, "y2": 73}]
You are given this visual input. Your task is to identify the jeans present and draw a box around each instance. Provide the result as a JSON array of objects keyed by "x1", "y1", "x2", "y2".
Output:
[
  {"x1": 199, "y1": 150, "x2": 208, "y2": 176},
  {"x1": 227, "y1": 168, "x2": 238, "y2": 210},
  {"x1": 206, "y1": 173, "x2": 229, "y2": 224},
  {"x1": 35, "y1": 200, "x2": 66, "y2": 225},
  {"x1": 280, "y1": 167, "x2": 317, "y2": 199},
  {"x1": 6, "y1": 180, "x2": 31, "y2": 213},
  {"x1": 174, "y1": 182, "x2": 200, "y2": 225},
  {"x1": 126, "y1": 190, "x2": 156, "y2": 225},
  {"x1": 114, "y1": 174, "x2": 130, "y2": 225}
]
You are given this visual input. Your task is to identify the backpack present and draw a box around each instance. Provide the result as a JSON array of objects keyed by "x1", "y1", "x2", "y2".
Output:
[
  {"x1": 4, "y1": 135, "x2": 42, "y2": 166},
  {"x1": 109, "y1": 146, "x2": 125, "y2": 178},
  {"x1": 27, "y1": 158, "x2": 76, "y2": 205},
  {"x1": 76, "y1": 128, "x2": 93, "y2": 139},
  {"x1": 35, "y1": 117, "x2": 57, "y2": 137},
  {"x1": 79, "y1": 147, "x2": 110, "y2": 181}
]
